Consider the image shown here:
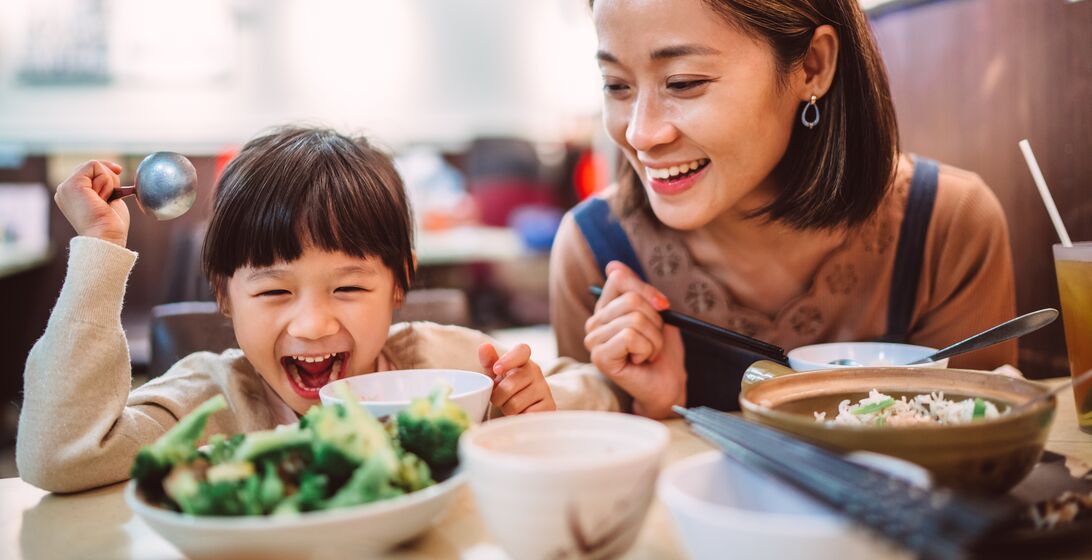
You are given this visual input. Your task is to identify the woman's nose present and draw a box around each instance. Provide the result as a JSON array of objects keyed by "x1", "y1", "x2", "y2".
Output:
[
  {"x1": 286, "y1": 301, "x2": 340, "y2": 340},
  {"x1": 625, "y1": 93, "x2": 677, "y2": 152}
]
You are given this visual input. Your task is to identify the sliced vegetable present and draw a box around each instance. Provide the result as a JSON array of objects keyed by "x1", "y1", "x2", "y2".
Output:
[{"x1": 851, "y1": 397, "x2": 895, "y2": 415}]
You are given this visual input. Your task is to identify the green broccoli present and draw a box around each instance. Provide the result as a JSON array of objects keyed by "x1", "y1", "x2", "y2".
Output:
[
  {"x1": 199, "y1": 433, "x2": 245, "y2": 464},
  {"x1": 232, "y1": 425, "x2": 312, "y2": 463},
  {"x1": 301, "y1": 385, "x2": 401, "y2": 482},
  {"x1": 324, "y1": 455, "x2": 404, "y2": 509},
  {"x1": 131, "y1": 395, "x2": 227, "y2": 494},
  {"x1": 395, "y1": 385, "x2": 469, "y2": 471}
]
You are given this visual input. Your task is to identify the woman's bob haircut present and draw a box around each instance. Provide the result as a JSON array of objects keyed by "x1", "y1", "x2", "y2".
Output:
[
  {"x1": 202, "y1": 126, "x2": 415, "y2": 299},
  {"x1": 612, "y1": 0, "x2": 900, "y2": 230}
]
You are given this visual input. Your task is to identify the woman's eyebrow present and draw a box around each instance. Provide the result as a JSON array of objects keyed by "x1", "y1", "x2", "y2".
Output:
[
  {"x1": 597, "y1": 44, "x2": 722, "y2": 64},
  {"x1": 650, "y1": 44, "x2": 721, "y2": 60}
]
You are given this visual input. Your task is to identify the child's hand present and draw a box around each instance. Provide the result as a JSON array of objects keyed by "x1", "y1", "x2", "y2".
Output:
[
  {"x1": 54, "y1": 160, "x2": 131, "y2": 247},
  {"x1": 478, "y1": 343, "x2": 556, "y2": 415}
]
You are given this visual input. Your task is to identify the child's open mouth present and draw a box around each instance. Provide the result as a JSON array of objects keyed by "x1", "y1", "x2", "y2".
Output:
[{"x1": 281, "y1": 352, "x2": 349, "y2": 399}]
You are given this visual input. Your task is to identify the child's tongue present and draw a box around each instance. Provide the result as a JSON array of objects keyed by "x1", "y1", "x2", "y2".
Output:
[{"x1": 296, "y1": 356, "x2": 335, "y2": 387}]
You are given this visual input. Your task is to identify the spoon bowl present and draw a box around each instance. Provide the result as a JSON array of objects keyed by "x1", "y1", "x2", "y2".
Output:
[{"x1": 107, "y1": 152, "x2": 198, "y2": 221}]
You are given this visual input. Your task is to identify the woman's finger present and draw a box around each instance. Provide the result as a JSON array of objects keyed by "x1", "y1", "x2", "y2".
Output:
[
  {"x1": 585, "y1": 290, "x2": 663, "y2": 334},
  {"x1": 584, "y1": 310, "x2": 663, "y2": 363},
  {"x1": 590, "y1": 327, "x2": 656, "y2": 375},
  {"x1": 596, "y1": 260, "x2": 670, "y2": 313}
]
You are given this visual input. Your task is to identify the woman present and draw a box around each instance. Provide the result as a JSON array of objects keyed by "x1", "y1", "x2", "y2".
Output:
[{"x1": 549, "y1": 0, "x2": 1016, "y2": 418}]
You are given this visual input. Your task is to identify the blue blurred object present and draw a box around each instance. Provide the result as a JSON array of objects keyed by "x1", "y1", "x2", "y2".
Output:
[{"x1": 509, "y1": 205, "x2": 563, "y2": 252}]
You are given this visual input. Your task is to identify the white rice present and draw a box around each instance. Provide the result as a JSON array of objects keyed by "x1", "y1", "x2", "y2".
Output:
[{"x1": 813, "y1": 389, "x2": 1006, "y2": 427}]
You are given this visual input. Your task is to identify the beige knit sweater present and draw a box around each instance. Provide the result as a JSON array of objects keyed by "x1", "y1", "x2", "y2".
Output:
[{"x1": 17, "y1": 237, "x2": 623, "y2": 493}]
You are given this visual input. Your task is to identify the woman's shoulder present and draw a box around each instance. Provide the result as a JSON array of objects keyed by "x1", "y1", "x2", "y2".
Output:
[{"x1": 929, "y1": 158, "x2": 1008, "y2": 235}]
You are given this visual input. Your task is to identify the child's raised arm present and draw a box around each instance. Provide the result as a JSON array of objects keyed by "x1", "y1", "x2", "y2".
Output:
[{"x1": 54, "y1": 160, "x2": 131, "y2": 247}]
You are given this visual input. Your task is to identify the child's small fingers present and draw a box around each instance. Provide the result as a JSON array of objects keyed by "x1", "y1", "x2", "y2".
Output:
[
  {"x1": 523, "y1": 399, "x2": 555, "y2": 413},
  {"x1": 101, "y1": 160, "x2": 123, "y2": 174},
  {"x1": 490, "y1": 367, "x2": 533, "y2": 408},
  {"x1": 493, "y1": 343, "x2": 531, "y2": 375},
  {"x1": 478, "y1": 343, "x2": 499, "y2": 377},
  {"x1": 500, "y1": 385, "x2": 544, "y2": 416}
]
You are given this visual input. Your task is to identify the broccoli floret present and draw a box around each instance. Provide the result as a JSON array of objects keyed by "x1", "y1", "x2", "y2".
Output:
[
  {"x1": 199, "y1": 433, "x2": 245, "y2": 464},
  {"x1": 301, "y1": 385, "x2": 401, "y2": 482},
  {"x1": 131, "y1": 395, "x2": 227, "y2": 493},
  {"x1": 393, "y1": 450, "x2": 433, "y2": 493},
  {"x1": 271, "y1": 471, "x2": 329, "y2": 516},
  {"x1": 232, "y1": 425, "x2": 311, "y2": 463},
  {"x1": 395, "y1": 385, "x2": 469, "y2": 471},
  {"x1": 324, "y1": 455, "x2": 404, "y2": 509}
]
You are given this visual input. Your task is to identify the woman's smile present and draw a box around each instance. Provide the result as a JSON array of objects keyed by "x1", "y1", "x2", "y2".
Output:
[{"x1": 644, "y1": 158, "x2": 711, "y2": 196}]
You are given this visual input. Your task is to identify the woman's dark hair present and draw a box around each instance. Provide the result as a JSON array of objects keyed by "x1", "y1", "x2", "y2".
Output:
[
  {"x1": 615, "y1": 0, "x2": 899, "y2": 229},
  {"x1": 203, "y1": 126, "x2": 415, "y2": 298}
]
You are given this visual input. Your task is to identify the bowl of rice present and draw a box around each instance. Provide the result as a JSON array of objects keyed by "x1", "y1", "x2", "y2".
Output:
[{"x1": 739, "y1": 361, "x2": 1056, "y2": 494}]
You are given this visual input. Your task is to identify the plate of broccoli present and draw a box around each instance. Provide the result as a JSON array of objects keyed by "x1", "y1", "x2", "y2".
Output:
[{"x1": 125, "y1": 384, "x2": 470, "y2": 558}]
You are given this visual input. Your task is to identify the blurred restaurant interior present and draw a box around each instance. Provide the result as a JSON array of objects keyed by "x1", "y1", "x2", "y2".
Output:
[{"x1": 0, "y1": 0, "x2": 1089, "y2": 478}]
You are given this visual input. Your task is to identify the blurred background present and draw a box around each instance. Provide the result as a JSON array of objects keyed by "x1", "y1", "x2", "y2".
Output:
[{"x1": 0, "y1": 0, "x2": 1089, "y2": 476}]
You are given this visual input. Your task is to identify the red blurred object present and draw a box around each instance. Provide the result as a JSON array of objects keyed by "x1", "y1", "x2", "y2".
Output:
[
  {"x1": 213, "y1": 147, "x2": 239, "y2": 187},
  {"x1": 573, "y1": 149, "x2": 607, "y2": 201}
]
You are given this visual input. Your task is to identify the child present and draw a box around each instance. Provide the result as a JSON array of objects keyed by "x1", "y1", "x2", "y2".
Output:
[{"x1": 17, "y1": 127, "x2": 622, "y2": 493}]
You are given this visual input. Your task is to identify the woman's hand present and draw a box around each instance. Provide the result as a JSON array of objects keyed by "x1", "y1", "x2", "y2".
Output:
[
  {"x1": 478, "y1": 343, "x2": 557, "y2": 415},
  {"x1": 584, "y1": 261, "x2": 686, "y2": 418},
  {"x1": 54, "y1": 160, "x2": 131, "y2": 247}
]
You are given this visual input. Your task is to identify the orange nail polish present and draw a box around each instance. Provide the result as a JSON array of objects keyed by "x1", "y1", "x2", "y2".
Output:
[{"x1": 653, "y1": 293, "x2": 670, "y2": 311}]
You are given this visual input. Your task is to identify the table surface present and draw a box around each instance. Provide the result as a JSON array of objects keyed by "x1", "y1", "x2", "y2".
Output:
[{"x1": 2, "y1": 380, "x2": 1089, "y2": 560}]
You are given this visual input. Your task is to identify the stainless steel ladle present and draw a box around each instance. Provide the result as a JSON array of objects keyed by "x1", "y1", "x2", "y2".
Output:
[{"x1": 107, "y1": 152, "x2": 197, "y2": 221}]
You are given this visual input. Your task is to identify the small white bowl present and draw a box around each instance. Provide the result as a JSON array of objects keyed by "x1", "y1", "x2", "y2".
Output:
[
  {"x1": 319, "y1": 368, "x2": 492, "y2": 422},
  {"x1": 788, "y1": 342, "x2": 948, "y2": 372},
  {"x1": 459, "y1": 411, "x2": 669, "y2": 560},
  {"x1": 126, "y1": 469, "x2": 465, "y2": 559},
  {"x1": 658, "y1": 451, "x2": 917, "y2": 560}
]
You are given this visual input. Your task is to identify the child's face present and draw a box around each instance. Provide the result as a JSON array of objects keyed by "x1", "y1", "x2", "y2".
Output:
[{"x1": 225, "y1": 246, "x2": 400, "y2": 415}]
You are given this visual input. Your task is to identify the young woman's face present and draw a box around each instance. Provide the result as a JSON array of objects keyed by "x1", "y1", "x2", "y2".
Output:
[
  {"x1": 225, "y1": 246, "x2": 399, "y2": 414},
  {"x1": 594, "y1": 0, "x2": 800, "y2": 230}
]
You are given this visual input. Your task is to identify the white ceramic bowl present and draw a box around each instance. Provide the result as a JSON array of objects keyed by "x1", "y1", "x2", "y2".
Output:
[
  {"x1": 459, "y1": 411, "x2": 669, "y2": 560},
  {"x1": 125, "y1": 469, "x2": 465, "y2": 560},
  {"x1": 658, "y1": 451, "x2": 916, "y2": 560},
  {"x1": 788, "y1": 342, "x2": 948, "y2": 372},
  {"x1": 319, "y1": 368, "x2": 492, "y2": 422}
]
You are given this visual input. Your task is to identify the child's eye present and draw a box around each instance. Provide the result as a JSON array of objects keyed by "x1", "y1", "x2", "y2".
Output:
[
  {"x1": 335, "y1": 286, "x2": 369, "y2": 293},
  {"x1": 256, "y1": 289, "x2": 290, "y2": 297}
]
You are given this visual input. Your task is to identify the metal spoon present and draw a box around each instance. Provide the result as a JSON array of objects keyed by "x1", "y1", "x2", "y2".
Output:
[
  {"x1": 106, "y1": 152, "x2": 198, "y2": 220},
  {"x1": 827, "y1": 308, "x2": 1059, "y2": 367},
  {"x1": 907, "y1": 308, "x2": 1058, "y2": 365},
  {"x1": 1013, "y1": 368, "x2": 1092, "y2": 413}
]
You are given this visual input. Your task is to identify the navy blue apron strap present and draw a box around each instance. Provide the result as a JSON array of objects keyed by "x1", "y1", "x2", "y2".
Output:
[
  {"x1": 884, "y1": 157, "x2": 939, "y2": 342},
  {"x1": 572, "y1": 197, "x2": 649, "y2": 281}
]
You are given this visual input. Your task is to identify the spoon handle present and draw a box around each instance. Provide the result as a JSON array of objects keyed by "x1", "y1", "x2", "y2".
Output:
[
  {"x1": 908, "y1": 308, "x2": 1058, "y2": 365},
  {"x1": 107, "y1": 185, "x2": 136, "y2": 202}
]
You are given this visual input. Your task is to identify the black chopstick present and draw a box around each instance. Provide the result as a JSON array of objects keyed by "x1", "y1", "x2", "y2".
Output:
[
  {"x1": 588, "y1": 285, "x2": 789, "y2": 364},
  {"x1": 675, "y1": 406, "x2": 1017, "y2": 560}
]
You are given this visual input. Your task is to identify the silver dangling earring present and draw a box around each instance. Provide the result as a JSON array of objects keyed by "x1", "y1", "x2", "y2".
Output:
[{"x1": 801, "y1": 94, "x2": 820, "y2": 129}]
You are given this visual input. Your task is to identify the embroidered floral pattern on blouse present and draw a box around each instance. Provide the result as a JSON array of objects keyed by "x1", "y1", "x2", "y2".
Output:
[
  {"x1": 825, "y1": 263, "x2": 858, "y2": 295},
  {"x1": 860, "y1": 218, "x2": 896, "y2": 255},
  {"x1": 684, "y1": 281, "x2": 717, "y2": 314},
  {"x1": 789, "y1": 305, "x2": 823, "y2": 337},
  {"x1": 649, "y1": 243, "x2": 682, "y2": 277},
  {"x1": 726, "y1": 316, "x2": 762, "y2": 338}
]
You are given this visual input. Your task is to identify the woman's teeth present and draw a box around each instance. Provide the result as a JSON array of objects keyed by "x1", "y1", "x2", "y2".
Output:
[{"x1": 645, "y1": 159, "x2": 709, "y2": 181}]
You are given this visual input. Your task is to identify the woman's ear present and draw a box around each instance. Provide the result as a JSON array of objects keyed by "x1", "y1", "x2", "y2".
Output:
[{"x1": 796, "y1": 24, "x2": 839, "y2": 100}]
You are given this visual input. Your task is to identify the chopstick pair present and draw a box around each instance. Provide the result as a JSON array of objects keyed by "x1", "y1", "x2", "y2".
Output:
[
  {"x1": 675, "y1": 406, "x2": 1018, "y2": 560},
  {"x1": 588, "y1": 285, "x2": 789, "y2": 364}
]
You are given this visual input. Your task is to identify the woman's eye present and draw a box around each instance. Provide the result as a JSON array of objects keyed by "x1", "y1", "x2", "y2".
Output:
[
  {"x1": 602, "y1": 80, "x2": 630, "y2": 96},
  {"x1": 667, "y1": 79, "x2": 712, "y2": 92}
]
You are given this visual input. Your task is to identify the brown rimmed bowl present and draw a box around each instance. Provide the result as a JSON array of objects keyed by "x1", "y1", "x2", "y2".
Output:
[{"x1": 739, "y1": 361, "x2": 1057, "y2": 494}]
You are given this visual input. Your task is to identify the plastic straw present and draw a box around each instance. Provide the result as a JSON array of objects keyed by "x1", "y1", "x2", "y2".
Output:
[{"x1": 1019, "y1": 139, "x2": 1072, "y2": 247}]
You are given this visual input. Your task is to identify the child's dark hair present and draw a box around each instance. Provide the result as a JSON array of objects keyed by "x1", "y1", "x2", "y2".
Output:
[{"x1": 202, "y1": 126, "x2": 415, "y2": 299}]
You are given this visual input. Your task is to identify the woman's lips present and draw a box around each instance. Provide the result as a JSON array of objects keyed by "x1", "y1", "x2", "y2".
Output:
[{"x1": 647, "y1": 163, "x2": 710, "y2": 196}]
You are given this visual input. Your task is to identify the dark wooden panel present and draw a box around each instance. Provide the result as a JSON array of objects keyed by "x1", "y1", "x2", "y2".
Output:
[{"x1": 871, "y1": 0, "x2": 1092, "y2": 378}]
